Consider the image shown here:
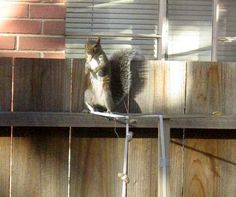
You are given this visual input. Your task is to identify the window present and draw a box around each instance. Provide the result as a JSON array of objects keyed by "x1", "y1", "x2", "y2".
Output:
[
  {"x1": 168, "y1": 0, "x2": 213, "y2": 61},
  {"x1": 66, "y1": 0, "x2": 160, "y2": 59},
  {"x1": 66, "y1": 0, "x2": 236, "y2": 61},
  {"x1": 217, "y1": 0, "x2": 236, "y2": 61}
]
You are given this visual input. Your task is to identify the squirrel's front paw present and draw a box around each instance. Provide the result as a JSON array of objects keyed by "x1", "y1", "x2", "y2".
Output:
[
  {"x1": 82, "y1": 108, "x2": 90, "y2": 113},
  {"x1": 85, "y1": 102, "x2": 95, "y2": 112},
  {"x1": 106, "y1": 109, "x2": 113, "y2": 113}
]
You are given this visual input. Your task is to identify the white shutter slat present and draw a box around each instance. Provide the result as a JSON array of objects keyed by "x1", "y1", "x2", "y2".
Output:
[
  {"x1": 66, "y1": 0, "x2": 159, "y2": 59},
  {"x1": 67, "y1": 8, "x2": 157, "y2": 15},
  {"x1": 168, "y1": 0, "x2": 211, "y2": 6},
  {"x1": 67, "y1": 18, "x2": 157, "y2": 25},
  {"x1": 67, "y1": 3, "x2": 157, "y2": 9},
  {"x1": 67, "y1": 13, "x2": 156, "y2": 20}
]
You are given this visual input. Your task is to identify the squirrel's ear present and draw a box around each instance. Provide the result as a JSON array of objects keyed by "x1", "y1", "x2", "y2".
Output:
[{"x1": 96, "y1": 36, "x2": 101, "y2": 45}]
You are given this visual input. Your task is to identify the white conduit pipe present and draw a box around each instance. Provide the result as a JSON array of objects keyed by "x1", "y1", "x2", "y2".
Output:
[
  {"x1": 89, "y1": 111, "x2": 167, "y2": 197},
  {"x1": 121, "y1": 119, "x2": 131, "y2": 197},
  {"x1": 159, "y1": 115, "x2": 167, "y2": 197}
]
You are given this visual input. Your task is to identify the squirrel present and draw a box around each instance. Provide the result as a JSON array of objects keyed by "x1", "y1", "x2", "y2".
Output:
[{"x1": 84, "y1": 36, "x2": 135, "y2": 112}]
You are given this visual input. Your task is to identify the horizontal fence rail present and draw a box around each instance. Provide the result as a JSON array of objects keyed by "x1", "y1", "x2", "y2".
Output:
[{"x1": 0, "y1": 112, "x2": 236, "y2": 129}]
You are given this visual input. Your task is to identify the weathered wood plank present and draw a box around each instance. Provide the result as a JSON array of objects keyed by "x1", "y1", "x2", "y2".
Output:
[
  {"x1": 182, "y1": 137, "x2": 236, "y2": 197},
  {"x1": 184, "y1": 62, "x2": 235, "y2": 196},
  {"x1": 70, "y1": 129, "x2": 160, "y2": 197},
  {"x1": 130, "y1": 61, "x2": 186, "y2": 114},
  {"x1": 170, "y1": 137, "x2": 184, "y2": 197},
  {"x1": 1, "y1": 112, "x2": 236, "y2": 129},
  {"x1": 169, "y1": 116, "x2": 236, "y2": 129},
  {"x1": 0, "y1": 127, "x2": 11, "y2": 197},
  {"x1": 183, "y1": 139, "x2": 217, "y2": 196},
  {"x1": 71, "y1": 59, "x2": 86, "y2": 112},
  {"x1": 11, "y1": 127, "x2": 69, "y2": 197},
  {"x1": 70, "y1": 129, "x2": 124, "y2": 197},
  {"x1": 186, "y1": 62, "x2": 224, "y2": 114},
  {"x1": 0, "y1": 58, "x2": 12, "y2": 111},
  {"x1": 13, "y1": 58, "x2": 71, "y2": 112},
  {"x1": 0, "y1": 60, "x2": 12, "y2": 197},
  {"x1": 223, "y1": 62, "x2": 236, "y2": 115},
  {"x1": 217, "y1": 139, "x2": 236, "y2": 196},
  {"x1": 127, "y1": 138, "x2": 158, "y2": 197},
  {"x1": 162, "y1": 61, "x2": 186, "y2": 114},
  {"x1": 130, "y1": 60, "x2": 157, "y2": 113}
]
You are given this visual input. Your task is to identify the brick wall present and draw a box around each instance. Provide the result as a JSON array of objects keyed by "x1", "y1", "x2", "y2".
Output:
[{"x1": 0, "y1": 0, "x2": 65, "y2": 59}]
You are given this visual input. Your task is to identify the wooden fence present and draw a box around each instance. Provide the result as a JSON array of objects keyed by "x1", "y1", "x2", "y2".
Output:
[{"x1": 0, "y1": 58, "x2": 236, "y2": 197}]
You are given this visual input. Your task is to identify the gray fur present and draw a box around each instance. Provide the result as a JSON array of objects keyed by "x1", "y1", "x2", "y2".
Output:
[{"x1": 109, "y1": 49, "x2": 136, "y2": 107}]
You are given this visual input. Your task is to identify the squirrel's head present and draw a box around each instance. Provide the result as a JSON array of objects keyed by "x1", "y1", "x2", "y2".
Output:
[{"x1": 85, "y1": 37, "x2": 101, "y2": 56}]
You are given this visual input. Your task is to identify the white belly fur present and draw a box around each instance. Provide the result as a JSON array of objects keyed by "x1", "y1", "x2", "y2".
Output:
[
  {"x1": 87, "y1": 59, "x2": 105, "y2": 106},
  {"x1": 89, "y1": 59, "x2": 99, "y2": 70}
]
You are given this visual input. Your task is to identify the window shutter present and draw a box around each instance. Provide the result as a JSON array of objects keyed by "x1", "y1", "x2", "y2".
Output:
[
  {"x1": 218, "y1": 0, "x2": 236, "y2": 61},
  {"x1": 66, "y1": 0, "x2": 159, "y2": 59},
  {"x1": 167, "y1": 0, "x2": 213, "y2": 61}
]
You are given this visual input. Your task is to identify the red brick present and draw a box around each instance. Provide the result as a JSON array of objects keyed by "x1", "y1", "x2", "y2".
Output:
[
  {"x1": 0, "y1": 20, "x2": 41, "y2": 34},
  {"x1": 8, "y1": 0, "x2": 40, "y2": 2},
  {"x1": 19, "y1": 36, "x2": 65, "y2": 50},
  {"x1": 43, "y1": 20, "x2": 65, "y2": 35},
  {"x1": 43, "y1": 52, "x2": 65, "y2": 59},
  {"x1": 42, "y1": 0, "x2": 65, "y2": 2},
  {"x1": 0, "y1": 36, "x2": 16, "y2": 50},
  {"x1": 30, "y1": 5, "x2": 65, "y2": 19},
  {"x1": 0, "y1": 4, "x2": 28, "y2": 18},
  {"x1": 0, "y1": 51, "x2": 40, "y2": 58}
]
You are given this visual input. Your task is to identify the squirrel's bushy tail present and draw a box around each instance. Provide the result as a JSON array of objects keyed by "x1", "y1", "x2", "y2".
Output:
[{"x1": 109, "y1": 49, "x2": 136, "y2": 108}]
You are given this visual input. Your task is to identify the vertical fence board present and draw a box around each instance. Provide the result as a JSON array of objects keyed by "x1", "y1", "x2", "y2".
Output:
[
  {"x1": 0, "y1": 58, "x2": 12, "y2": 111},
  {"x1": 182, "y1": 136, "x2": 236, "y2": 197},
  {"x1": 70, "y1": 128, "x2": 124, "y2": 197},
  {"x1": 130, "y1": 61, "x2": 156, "y2": 113},
  {"x1": 12, "y1": 59, "x2": 70, "y2": 197},
  {"x1": 163, "y1": 61, "x2": 186, "y2": 114},
  {"x1": 13, "y1": 58, "x2": 71, "y2": 111},
  {"x1": 223, "y1": 62, "x2": 236, "y2": 114},
  {"x1": 183, "y1": 139, "x2": 219, "y2": 196},
  {"x1": 186, "y1": 62, "x2": 224, "y2": 114},
  {"x1": 71, "y1": 59, "x2": 86, "y2": 112},
  {"x1": 217, "y1": 139, "x2": 236, "y2": 196},
  {"x1": 170, "y1": 138, "x2": 184, "y2": 197},
  {"x1": 130, "y1": 61, "x2": 186, "y2": 114},
  {"x1": 11, "y1": 127, "x2": 69, "y2": 197},
  {"x1": 0, "y1": 58, "x2": 12, "y2": 197},
  {"x1": 0, "y1": 127, "x2": 10, "y2": 197},
  {"x1": 184, "y1": 62, "x2": 231, "y2": 197},
  {"x1": 127, "y1": 138, "x2": 158, "y2": 197}
]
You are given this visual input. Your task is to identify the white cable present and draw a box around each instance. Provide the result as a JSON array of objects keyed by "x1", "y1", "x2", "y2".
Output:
[{"x1": 88, "y1": 111, "x2": 167, "y2": 197}]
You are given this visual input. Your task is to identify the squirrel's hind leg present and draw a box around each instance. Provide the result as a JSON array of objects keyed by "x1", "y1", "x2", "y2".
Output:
[
  {"x1": 84, "y1": 88, "x2": 96, "y2": 112},
  {"x1": 103, "y1": 90, "x2": 114, "y2": 112}
]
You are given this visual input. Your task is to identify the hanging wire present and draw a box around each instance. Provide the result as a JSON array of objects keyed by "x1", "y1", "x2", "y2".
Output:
[
  {"x1": 181, "y1": 128, "x2": 185, "y2": 196},
  {"x1": 114, "y1": 119, "x2": 120, "y2": 138}
]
